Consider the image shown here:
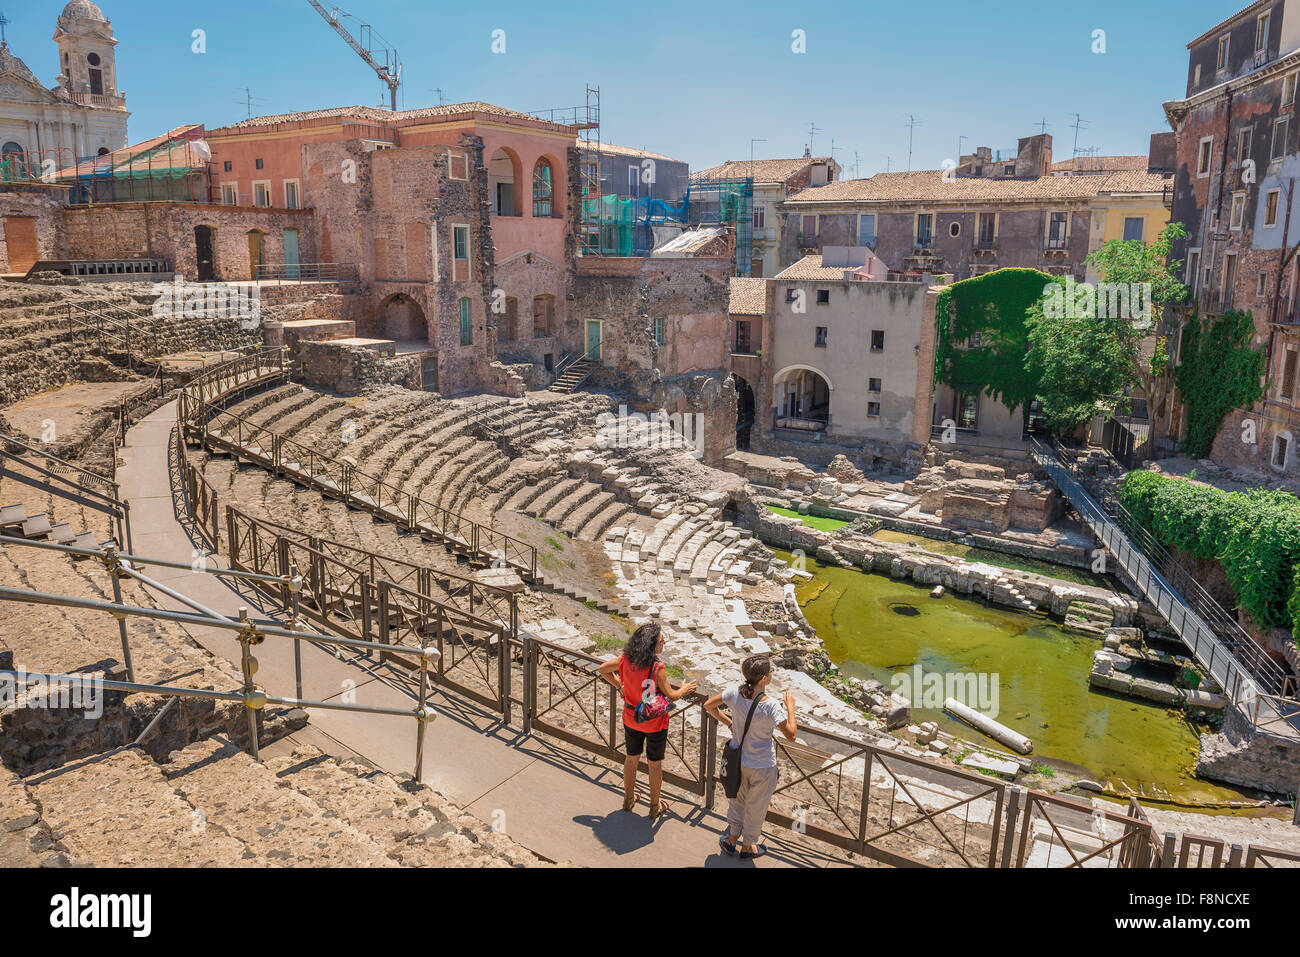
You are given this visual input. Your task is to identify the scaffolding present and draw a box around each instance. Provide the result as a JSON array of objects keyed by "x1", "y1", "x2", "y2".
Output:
[
  {"x1": 684, "y1": 177, "x2": 753, "y2": 276},
  {"x1": 59, "y1": 131, "x2": 213, "y2": 205}
]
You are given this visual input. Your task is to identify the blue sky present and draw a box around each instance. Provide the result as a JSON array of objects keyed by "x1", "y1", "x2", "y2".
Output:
[{"x1": 9, "y1": 0, "x2": 1248, "y2": 175}]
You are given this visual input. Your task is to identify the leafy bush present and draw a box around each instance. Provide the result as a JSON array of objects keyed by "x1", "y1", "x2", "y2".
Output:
[{"x1": 1120, "y1": 470, "x2": 1300, "y2": 637}]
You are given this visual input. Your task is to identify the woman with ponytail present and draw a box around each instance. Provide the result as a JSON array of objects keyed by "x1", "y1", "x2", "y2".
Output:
[{"x1": 704, "y1": 655, "x2": 797, "y2": 860}]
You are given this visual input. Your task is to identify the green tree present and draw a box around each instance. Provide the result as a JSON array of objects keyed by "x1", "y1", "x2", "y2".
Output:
[{"x1": 1025, "y1": 222, "x2": 1189, "y2": 429}]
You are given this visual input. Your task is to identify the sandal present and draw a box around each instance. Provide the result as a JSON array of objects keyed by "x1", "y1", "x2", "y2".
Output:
[
  {"x1": 622, "y1": 794, "x2": 637, "y2": 813},
  {"x1": 718, "y1": 836, "x2": 740, "y2": 858},
  {"x1": 649, "y1": 799, "x2": 672, "y2": 820},
  {"x1": 739, "y1": 844, "x2": 768, "y2": 860}
]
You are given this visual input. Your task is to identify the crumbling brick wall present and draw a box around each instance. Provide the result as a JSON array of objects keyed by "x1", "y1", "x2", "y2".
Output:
[{"x1": 0, "y1": 192, "x2": 68, "y2": 272}]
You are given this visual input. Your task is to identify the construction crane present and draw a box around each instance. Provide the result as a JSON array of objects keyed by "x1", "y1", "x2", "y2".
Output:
[{"x1": 306, "y1": 2, "x2": 402, "y2": 111}]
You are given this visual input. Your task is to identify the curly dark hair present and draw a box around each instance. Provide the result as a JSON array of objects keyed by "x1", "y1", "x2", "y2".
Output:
[{"x1": 622, "y1": 622, "x2": 661, "y2": 669}]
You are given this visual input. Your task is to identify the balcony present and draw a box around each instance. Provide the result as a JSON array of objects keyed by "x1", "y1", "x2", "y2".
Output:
[{"x1": 68, "y1": 91, "x2": 126, "y2": 108}]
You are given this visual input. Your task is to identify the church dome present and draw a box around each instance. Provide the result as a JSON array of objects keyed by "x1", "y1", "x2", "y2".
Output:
[{"x1": 59, "y1": 1, "x2": 108, "y2": 23}]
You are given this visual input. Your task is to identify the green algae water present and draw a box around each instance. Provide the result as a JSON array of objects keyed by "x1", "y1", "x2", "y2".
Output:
[{"x1": 774, "y1": 550, "x2": 1254, "y2": 805}]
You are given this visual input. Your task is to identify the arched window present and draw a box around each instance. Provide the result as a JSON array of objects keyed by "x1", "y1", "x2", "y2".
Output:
[
  {"x1": 532, "y1": 159, "x2": 553, "y2": 218},
  {"x1": 87, "y1": 52, "x2": 103, "y2": 95},
  {"x1": 1, "y1": 142, "x2": 25, "y2": 184}
]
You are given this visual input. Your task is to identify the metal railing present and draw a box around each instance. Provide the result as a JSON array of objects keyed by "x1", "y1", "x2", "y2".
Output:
[
  {"x1": 1029, "y1": 438, "x2": 1298, "y2": 738},
  {"x1": 66, "y1": 300, "x2": 162, "y2": 367},
  {"x1": 0, "y1": 432, "x2": 131, "y2": 551},
  {"x1": 177, "y1": 350, "x2": 539, "y2": 580},
  {"x1": 253, "y1": 262, "x2": 359, "y2": 284}
]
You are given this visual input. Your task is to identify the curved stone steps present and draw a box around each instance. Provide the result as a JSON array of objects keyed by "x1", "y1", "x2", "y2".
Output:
[
  {"x1": 561, "y1": 490, "x2": 617, "y2": 538},
  {"x1": 541, "y1": 481, "x2": 601, "y2": 530},
  {"x1": 526, "y1": 478, "x2": 582, "y2": 520},
  {"x1": 574, "y1": 497, "x2": 633, "y2": 543},
  {"x1": 505, "y1": 473, "x2": 563, "y2": 515}
]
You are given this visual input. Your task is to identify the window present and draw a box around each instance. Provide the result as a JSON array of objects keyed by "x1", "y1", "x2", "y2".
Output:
[
  {"x1": 868, "y1": 378, "x2": 882, "y2": 393},
  {"x1": 1187, "y1": 249, "x2": 1201, "y2": 294},
  {"x1": 255, "y1": 158, "x2": 264, "y2": 170},
  {"x1": 753, "y1": 205, "x2": 766, "y2": 230},
  {"x1": 532, "y1": 159, "x2": 553, "y2": 217},
  {"x1": 653, "y1": 316, "x2": 665, "y2": 346},
  {"x1": 1223, "y1": 251, "x2": 1239, "y2": 307},
  {"x1": 915, "y1": 213, "x2": 934, "y2": 248},
  {"x1": 1273, "y1": 117, "x2": 1290, "y2": 160},
  {"x1": 1257, "y1": 11, "x2": 1271, "y2": 52},
  {"x1": 1046, "y1": 211, "x2": 1069, "y2": 249},
  {"x1": 800, "y1": 215, "x2": 818, "y2": 240},
  {"x1": 734, "y1": 320, "x2": 752, "y2": 354},
  {"x1": 447, "y1": 149, "x2": 470, "y2": 180},
  {"x1": 1266, "y1": 188, "x2": 1281, "y2": 226},
  {"x1": 452, "y1": 224, "x2": 470, "y2": 281},
  {"x1": 1274, "y1": 432, "x2": 1292, "y2": 469},
  {"x1": 858, "y1": 214, "x2": 876, "y2": 248},
  {"x1": 1238, "y1": 127, "x2": 1252, "y2": 162},
  {"x1": 1286, "y1": 74, "x2": 1299, "y2": 107},
  {"x1": 1198, "y1": 137, "x2": 1214, "y2": 177},
  {"x1": 221, "y1": 183, "x2": 237, "y2": 205},
  {"x1": 459, "y1": 298, "x2": 473, "y2": 346},
  {"x1": 816, "y1": 289, "x2": 830, "y2": 305},
  {"x1": 283, "y1": 180, "x2": 300, "y2": 210},
  {"x1": 1258, "y1": 271, "x2": 1270, "y2": 297},
  {"x1": 814, "y1": 326, "x2": 828, "y2": 347},
  {"x1": 1230, "y1": 193, "x2": 1246, "y2": 230},
  {"x1": 867, "y1": 401, "x2": 881, "y2": 417},
  {"x1": 949, "y1": 221, "x2": 961, "y2": 238},
  {"x1": 1282, "y1": 348, "x2": 1298, "y2": 400},
  {"x1": 1218, "y1": 34, "x2": 1230, "y2": 72},
  {"x1": 223, "y1": 160, "x2": 232, "y2": 173},
  {"x1": 1123, "y1": 217, "x2": 1144, "y2": 242},
  {"x1": 977, "y1": 212, "x2": 996, "y2": 248},
  {"x1": 870, "y1": 329, "x2": 885, "y2": 351},
  {"x1": 253, "y1": 182, "x2": 271, "y2": 207},
  {"x1": 1004, "y1": 165, "x2": 1016, "y2": 176}
]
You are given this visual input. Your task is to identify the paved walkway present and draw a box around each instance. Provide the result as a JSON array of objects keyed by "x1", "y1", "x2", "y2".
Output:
[{"x1": 116, "y1": 401, "x2": 857, "y2": 868}]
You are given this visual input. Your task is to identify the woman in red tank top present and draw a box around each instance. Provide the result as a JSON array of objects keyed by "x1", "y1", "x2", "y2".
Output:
[{"x1": 597, "y1": 623, "x2": 697, "y2": 818}]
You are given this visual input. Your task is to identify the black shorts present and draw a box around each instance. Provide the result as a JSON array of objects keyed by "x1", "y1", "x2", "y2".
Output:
[{"x1": 624, "y1": 725, "x2": 668, "y2": 762}]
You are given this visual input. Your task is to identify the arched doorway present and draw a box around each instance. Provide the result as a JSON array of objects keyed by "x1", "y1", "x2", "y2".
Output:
[
  {"x1": 774, "y1": 366, "x2": 832, "y2": 432},
  {"x1": 194, "y1": 225, "x2": 216, "y2": 281},
  {"x1": 732, "y1": 373, "x2": 756, "y2": 450},
  {"x1": 377, "y1": 293, "x2": 427, "y2": 343}
]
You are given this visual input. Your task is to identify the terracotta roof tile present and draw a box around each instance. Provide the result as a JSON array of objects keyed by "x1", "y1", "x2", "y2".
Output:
[
  {"x1": 222, "y1": 101, "x2": 564, "y2": 131},
  {"x1": 782, "y1": 169, "x2": 1172, "y2": 206},
  {"x1": 728, "y1": 277, "x2": 769, "y2": 314},
  {"x1": 691, "y1": 157, "x2": 836, "y2": 184},
  {"x1": 773, "y1": 255, "x2": 860, "y2": 281}
]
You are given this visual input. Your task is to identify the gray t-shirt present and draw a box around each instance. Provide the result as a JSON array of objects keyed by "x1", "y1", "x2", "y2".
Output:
[{"x1": 722, "y1": 687, "x2": 788, "y2": 770}]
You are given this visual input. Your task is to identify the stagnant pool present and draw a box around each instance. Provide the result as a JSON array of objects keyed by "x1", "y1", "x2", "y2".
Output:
[{"x1": 774, "y1": 549, "x2": 1255, "y2": 805}]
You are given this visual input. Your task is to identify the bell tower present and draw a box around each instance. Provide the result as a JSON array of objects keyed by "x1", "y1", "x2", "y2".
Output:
[{"x1": 52, "y1": 1, "x2": 121, "y2": 102}]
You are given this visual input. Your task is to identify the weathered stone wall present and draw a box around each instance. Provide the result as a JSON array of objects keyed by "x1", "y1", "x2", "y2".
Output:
[
  {"x1": 1196, "y1": 702, "x2": 1300, "y2": 794},
  {"x1": 0, "y1": 192, "x2": 68, "y2": 272},
  {"x1": 296, "y1": 340, "x2": 421, "y2": 395},
  {"x1": 60, "y1": 202, "x2": 316, "y2": 281}
]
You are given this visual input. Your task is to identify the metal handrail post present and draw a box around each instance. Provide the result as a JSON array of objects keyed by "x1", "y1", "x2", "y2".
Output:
[
  {"x1": 104, "y1": 546, "x2": 135, "y2": 682},
  {"x1": 236, "y1": 606, "x2": 263, "y2": 761}
]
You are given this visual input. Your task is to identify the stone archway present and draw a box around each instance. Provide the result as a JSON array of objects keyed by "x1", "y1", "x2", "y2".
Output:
[
  {"x1": 378, "y1": 293, "x2": 427, "y2": 343},
  {"x1": 774, "y1": 365, "x2": 832, "y2": 431}
]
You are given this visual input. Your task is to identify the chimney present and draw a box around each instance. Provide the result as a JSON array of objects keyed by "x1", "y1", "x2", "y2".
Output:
[
  {"x1": 1148, "y1": 132, "x2": 1176, "y2": 173},
  {"x1": 1014, "y1": 133, "x2": 1053, "y2": 178},
  {"x1": 803, "y1": 145, "x2": 811, "y2": 158}
]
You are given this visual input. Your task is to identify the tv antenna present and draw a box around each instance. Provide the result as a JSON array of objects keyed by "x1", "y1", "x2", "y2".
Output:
[
  {"x1": 1069, "y1": 113, "x2": 1090, "y2": 157},
  {"x1": 806, "y1": 121, "x2": 823, "y2": 155},
  {"x1": 905, "y1": 115, "x2": 922, "y2": 171}
]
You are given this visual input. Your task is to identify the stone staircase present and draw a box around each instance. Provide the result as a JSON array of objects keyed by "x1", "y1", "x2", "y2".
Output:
[
  {"x1": 12, "y1": 737, "x2": 550, "y2": 867},
  {"x1": 549, "y1": 358, "x2": 597, "y2": 394}
]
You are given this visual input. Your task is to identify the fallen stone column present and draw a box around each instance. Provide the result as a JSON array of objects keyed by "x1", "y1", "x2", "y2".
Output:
[{"x1": 944, "y1": 697, "x2": 1033, "y2": 754}]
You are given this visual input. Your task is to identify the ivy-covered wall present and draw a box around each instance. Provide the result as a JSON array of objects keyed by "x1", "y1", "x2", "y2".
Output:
[
  {"x1": 1172, "y1": 310, "x2": 1266, "y2": 460},
  {"x1": 1120, "y1": 469, "x2": 1300, "y2": 641},
  {"x1": 934, "y1": 268, "x2": 1054, "y2": 417}
]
